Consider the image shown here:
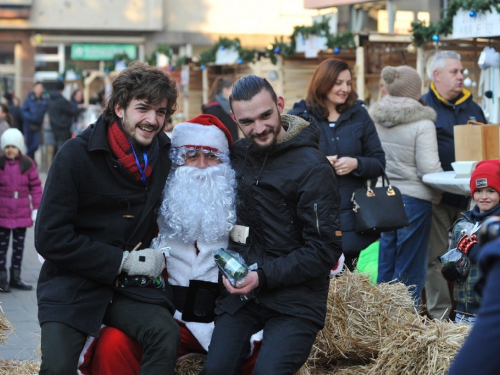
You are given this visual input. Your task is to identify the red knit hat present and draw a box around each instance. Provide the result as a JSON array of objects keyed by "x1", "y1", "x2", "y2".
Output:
[
  {"x1": 171, "y1": 114, "x2": 233, "y2": 153},
  {"x1": 470, "y1": 160, "x2": 500, "y2": 194}
]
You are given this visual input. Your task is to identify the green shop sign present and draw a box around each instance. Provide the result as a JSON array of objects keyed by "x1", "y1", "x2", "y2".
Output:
[{"x1": 71, "y1": 44, "x2": 136, "y2": 61}]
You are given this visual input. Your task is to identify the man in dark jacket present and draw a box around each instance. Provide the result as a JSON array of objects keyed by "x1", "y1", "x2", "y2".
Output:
[
  {"x1": 47, "y1": 80, "x2": 81, "y2": 154},
  {"x1": 201, "y1": 75, "x2": 343, "y2": 375},
  {"x1": 422, "y1": 50, "x2": 486, "y2": 320},
  {"x1": 21, "y1": 81, "x2": 49, "y2": 160},
  {"x1": 36, "y1": 63, "x2": 180, "y2": 375}
]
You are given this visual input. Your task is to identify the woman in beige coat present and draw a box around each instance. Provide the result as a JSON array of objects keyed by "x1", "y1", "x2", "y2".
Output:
[{"x1": 370, "y1": 65, "x2": 442, "y2": 307}]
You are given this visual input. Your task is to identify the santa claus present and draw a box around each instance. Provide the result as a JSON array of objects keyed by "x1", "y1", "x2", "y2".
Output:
[{"x1": 78, "y1": 115, "x2": 259, "y2": 374}]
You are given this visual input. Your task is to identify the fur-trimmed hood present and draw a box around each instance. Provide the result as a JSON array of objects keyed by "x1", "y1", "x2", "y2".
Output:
[
  {"x1": 279, "y1": 113, "x2": 311, "y2": 143},
  {"x1": 369, "y1": 95, "x2": 437, "y2": 128}
]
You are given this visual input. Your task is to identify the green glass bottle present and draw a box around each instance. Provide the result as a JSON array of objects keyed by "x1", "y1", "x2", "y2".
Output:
[{"x1": 214, "y1": 248, "x2": 248, "y2": 282}]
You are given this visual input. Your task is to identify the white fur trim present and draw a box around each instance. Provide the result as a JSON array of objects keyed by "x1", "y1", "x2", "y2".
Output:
[
  {"x1": 166, "y1": 237, "x2": 227, "y2": 286},
  {"x1": 330, "y1": 253, "x2": 345, "y2": 277},
  {"x1": 172, "y1": 122, "x2": 229, "y2": 153},
  {"x1": 248, "y1": 330, "x2": 264, "y2": 358},
  {"x1": 167, "y1": 237, "x2": 227, "y2": 350}
]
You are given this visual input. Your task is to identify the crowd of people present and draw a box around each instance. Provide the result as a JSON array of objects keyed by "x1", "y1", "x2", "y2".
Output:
[
  {"x1": 0, "y1": 48, "x2": 497, "y2": 373},
  {"x1": 0, "y1": 81, "x2": 91, "y2": 162}
]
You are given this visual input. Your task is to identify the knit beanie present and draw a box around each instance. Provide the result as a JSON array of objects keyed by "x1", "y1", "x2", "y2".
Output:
[
  {"x1": 381, "y1": 65, "x2": 422, "y2": 101},
  {"x1": 470, "y1": 160, "x2": 500, "y2": 194},
  {"x1": 1, "y1": 128, "x2": 26, "y2": 154},
  {"x1": 172, "y1": 114, "x2": 233, "y2": 153}
]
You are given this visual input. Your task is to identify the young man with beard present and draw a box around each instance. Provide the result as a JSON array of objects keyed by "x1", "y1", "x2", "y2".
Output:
[
  {"x1": 36, "y1": 62, "x2": 180, "y2": 375},
  {"x1": 77, "y1": 115, "x2": 258, "y2": 374},
  {"x1": 201, "y1": 75, "x2": 343, "y2": 375}
]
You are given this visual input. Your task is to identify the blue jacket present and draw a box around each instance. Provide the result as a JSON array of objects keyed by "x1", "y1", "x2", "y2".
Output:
[
  {"x1": 289, "y1": 100, "x2": 385, "y2": 255},
  {"x1": 21, "y1": 92, "x2": 49, "y2": 131},
  {"x1": 422, "y1": 84, "x2": 486, "y2": 207},
  {"x1": 448, "y1": 234, "x2": 500, "y2": 375}
]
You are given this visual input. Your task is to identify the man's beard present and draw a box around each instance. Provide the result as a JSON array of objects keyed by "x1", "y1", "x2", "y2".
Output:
[
  {"x1": 158, "y1": 163, "x2": 237, "y2": 244},
  {"x1": 249, "y1": 115, "x2": 282, "y2": 151}
]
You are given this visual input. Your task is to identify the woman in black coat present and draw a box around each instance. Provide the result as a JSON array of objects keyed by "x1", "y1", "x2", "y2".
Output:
[
  {"x1": 289, "y1": 58, "x2": 386, "y2": 270},
  {"x1": 202, "y1": 77, "x2": 239, "y2": 142}
]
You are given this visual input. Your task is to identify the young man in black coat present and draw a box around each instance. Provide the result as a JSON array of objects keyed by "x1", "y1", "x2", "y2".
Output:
[
  {"x1": 201, "y1": 75, "x2": 343, "y2": 375},
  {"x1": 47, "y1": 80, "x2": 81, "y2": 154},
  {"x1": 36, "y1": 62, "x2": 180, "y2": 375}
]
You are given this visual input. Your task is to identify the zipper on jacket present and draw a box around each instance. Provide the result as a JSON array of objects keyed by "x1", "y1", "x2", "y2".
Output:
[{"x1": 314, "y1": 203, "x2": 322, "y2": 236}]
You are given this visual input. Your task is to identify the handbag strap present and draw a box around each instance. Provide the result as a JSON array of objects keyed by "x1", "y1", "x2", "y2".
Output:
[{"x1": 355, "y1": 161, "x2": 396, "y2": 199}]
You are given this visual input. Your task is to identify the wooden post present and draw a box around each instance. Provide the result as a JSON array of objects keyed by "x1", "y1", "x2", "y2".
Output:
[
  {"x1": 356, "y1": 46, "x2": 365, "y2": 101},
  {"x1": 202, "y1": 67, "x2": 208, "y2": 105},
  {"x1": 416, "y1": 46, "x2": 425, "y2": 92}
]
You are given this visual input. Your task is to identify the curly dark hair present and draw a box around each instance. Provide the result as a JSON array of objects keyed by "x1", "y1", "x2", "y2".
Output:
[
  {"x1": 306, "y1": 58, "x2": 358, "y2": 118},
  {"x1": 102, "y1": 61, "x2": 178, "y2": 125}
]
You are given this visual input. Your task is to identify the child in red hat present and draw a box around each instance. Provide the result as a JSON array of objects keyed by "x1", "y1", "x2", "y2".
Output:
[{"x1": 441, "y1": 159, "x2": 500, "y2": 324}]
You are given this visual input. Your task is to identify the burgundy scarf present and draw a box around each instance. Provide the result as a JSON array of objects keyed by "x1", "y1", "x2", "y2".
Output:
[{"x1": 107, "y1": 120, "x2": 159, "y2": 184}]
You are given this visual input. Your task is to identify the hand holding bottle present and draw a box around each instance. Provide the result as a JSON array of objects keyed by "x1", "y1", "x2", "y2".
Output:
[{"x1": 222, "y1": 271, "x2": 259, "y2": 295}]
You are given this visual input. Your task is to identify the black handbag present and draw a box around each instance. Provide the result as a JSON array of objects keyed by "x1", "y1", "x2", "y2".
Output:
[{"x1": 351, "y1": 170, "x2": 409, "y2": 234}]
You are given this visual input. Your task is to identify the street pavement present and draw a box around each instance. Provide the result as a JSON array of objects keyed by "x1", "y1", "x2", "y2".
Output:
[
  {"x1": 0, "y1": 223, "x2": 42, "y2": 361},
  {"x1": 0, "y1": 172, "x2": 47, "y2": 361}
]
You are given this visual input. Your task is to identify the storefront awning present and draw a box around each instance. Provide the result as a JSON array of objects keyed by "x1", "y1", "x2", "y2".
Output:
[{"x1": 304, "y1": 0, "x2": 373, "y2": 9}]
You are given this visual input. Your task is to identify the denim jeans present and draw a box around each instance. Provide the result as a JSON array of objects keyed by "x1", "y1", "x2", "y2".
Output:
[
  {"x1": 455, "y1": 312, "x2": 477, "y2": 325},
  {"x1": 378, "y1": 195, "x2": 432, "y2": 308},
  {"x1": 23, "y1": 123, "x2": 40, "y2": 160}
]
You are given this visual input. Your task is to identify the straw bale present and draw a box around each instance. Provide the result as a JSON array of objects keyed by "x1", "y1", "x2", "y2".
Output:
[
  {"x1": 367, "y1": 319, "x2": 470, "y2": 375},
  {"x1": 174, "y1": 353, "x2": 205, "y2": 375},
  {"x1": 0, "y1": 359, "x2": 41, "y2": 375},
  {"x1": 298, "y1": 361, "x2": 376, "y2": 374},
  {"x1": 0, "y1": 305, "x2": 13, "y2": 345},
  {"x1": 309, "y1": 269, "x2": 420, "y2": 365}
]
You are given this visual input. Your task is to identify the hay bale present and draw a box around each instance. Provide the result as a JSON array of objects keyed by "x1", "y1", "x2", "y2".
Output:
[
  {"x1": 0, "y1": 305, "x2": 13, "y2": 345},
  {"x1": 0, "y1": 360, "x2": 41, "y2": 375},
  {"x1": 297, "y1": 361, "x2": 376, "y2": 374},
  {"x1": 174, "y1": 353, "x2": 205, "y2": 375},
  {"x1": 366, "y1": 319, "x2": 470, "y2": 375},
  {"x1": 309, "y1": 269, "x2": 419, "y2": 366}
]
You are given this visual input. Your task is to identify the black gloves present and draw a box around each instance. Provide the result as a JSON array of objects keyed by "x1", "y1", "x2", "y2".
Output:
[{"x1": 441, "y1": 265, "x2": 462, "y2": 282}]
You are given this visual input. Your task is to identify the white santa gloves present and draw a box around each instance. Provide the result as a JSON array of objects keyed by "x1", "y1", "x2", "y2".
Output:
[
  {"x1": 31, "y1": 209, "x2": 38, "y2": 222},
  {"x1": 120, "y1": 249, "x2": 165, "y2": 278}
]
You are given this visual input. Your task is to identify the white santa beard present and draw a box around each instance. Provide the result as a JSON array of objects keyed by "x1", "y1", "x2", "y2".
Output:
[{"x1": 158, "y1": 163, "x2": 237, "y2": 244}]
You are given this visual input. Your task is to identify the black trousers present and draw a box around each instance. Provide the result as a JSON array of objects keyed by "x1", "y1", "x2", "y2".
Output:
[
  {"x1": 201, "y1": 300, "x2": 320, "y2": 375},
  {"x1": 39, "y1": 292, "x2": 180, "y2": 375},
  {"x1": 0, "y1": 227, "x2": 26, "y2": 271}
]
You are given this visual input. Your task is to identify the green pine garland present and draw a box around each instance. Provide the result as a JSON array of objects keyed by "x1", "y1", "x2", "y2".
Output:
[
  {"x1": 266, "y1": 16, "x2": 356, "y2": 64},
  {"x1": 198, "y1": 37, "x2": 256, "y2": 66},
  {"x1": 411, "y1": 0, "x2": 500, "y2": 47}
]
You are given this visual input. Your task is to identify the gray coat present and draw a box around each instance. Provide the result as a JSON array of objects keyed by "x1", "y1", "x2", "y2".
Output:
[{"x1": 370, "y1": 95, "x2": 442, "y2": 204}]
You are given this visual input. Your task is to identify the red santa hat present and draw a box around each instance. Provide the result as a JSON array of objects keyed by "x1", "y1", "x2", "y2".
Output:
[
  {"x1": 470, "y1": 159, "x2": 500, "y2": 194},
  {"x1": 171, "y1": 114, "x2": 233, "y2": 153}
]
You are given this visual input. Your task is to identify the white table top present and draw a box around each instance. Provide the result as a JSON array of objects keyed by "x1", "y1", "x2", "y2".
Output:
[{"x1": 423, "y1": 171, "x2": 470, "y2": 195}]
